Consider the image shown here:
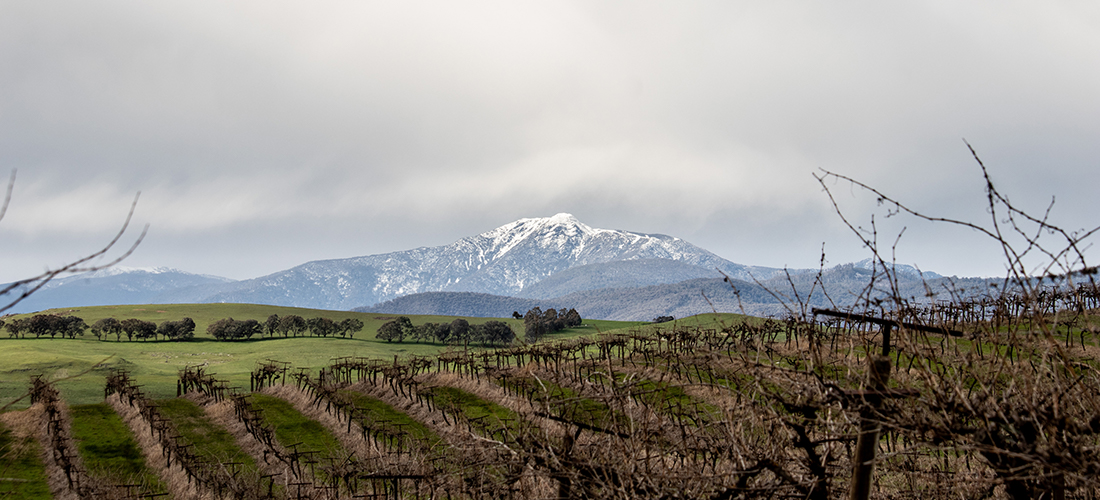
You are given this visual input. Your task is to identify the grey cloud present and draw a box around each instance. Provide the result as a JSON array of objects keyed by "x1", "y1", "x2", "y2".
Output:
[{"x1": 1, "y1": 1, "x2": 1098, "y2": 283}]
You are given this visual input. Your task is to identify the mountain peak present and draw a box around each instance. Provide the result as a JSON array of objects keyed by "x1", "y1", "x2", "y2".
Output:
[
  {"x1": 509, "y1": 213, "x2": 588, "y2": 232},
  {"x1": 546, "y1": 212, "x2": 578, "y2": 223},
  {"x1": 81, "y1": 265, "x2": 178, "y2": 278},
  {"x1": 536, "y1": 213, "x2": 599, "y2": 235},
  {"x1": 75, "y1": 266, "x2": 235, "y2": 282},
  {"x1": 476, "y1": 214, "x2": 594, "y2": 260},
  {"x1": 447, "y1": 213, "x2": 740, "y2": 293},
  {"x1": 9, "y1": 213, "x2": 763, "y2": 313}
]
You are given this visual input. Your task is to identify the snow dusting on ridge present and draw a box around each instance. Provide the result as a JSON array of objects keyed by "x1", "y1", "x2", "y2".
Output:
[{"x1": 178, "y1": 213, "x2": 753, "y2": 310}]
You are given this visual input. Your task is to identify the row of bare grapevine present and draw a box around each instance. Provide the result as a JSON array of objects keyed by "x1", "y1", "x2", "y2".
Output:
[{"x1": 106, "y1": 369, "x2": 273, "y2": 499}]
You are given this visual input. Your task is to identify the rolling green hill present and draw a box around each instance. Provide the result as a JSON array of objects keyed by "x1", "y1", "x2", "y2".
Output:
[{"x1": 0, "y1": 303, "x2": 672, "y2": 408}]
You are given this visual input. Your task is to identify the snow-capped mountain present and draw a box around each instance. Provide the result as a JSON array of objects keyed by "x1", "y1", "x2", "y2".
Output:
[
  {"x1": 158, "y1": 213, "x2": 776, "y2": 310},
  {"x1": 3, "y1": 214, "x2": 965, "y2": 318}
]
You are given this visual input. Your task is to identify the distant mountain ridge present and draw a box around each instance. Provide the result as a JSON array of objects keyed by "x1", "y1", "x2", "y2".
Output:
[
  {"x1": 147, "y1": 213, "x2": 777, "y2": 310},
  {"x1": 358, "y1": 278, "x2": 766, "y2": 321},
  {"x1": 2, "y1": 214, "x2": 968, "y2": 319},
  {"x1": 515, "y1": 258, "x2": 735, "y2": 299},
  {"x1": 2, "y1": 267, "x2": 235, "y2": 314},
  {"x1": 3, "y1": 214, "x2": 773, "y2": 314},
  {"x1": 360, "y1": 266, "x2": 995, "y2": 321}
]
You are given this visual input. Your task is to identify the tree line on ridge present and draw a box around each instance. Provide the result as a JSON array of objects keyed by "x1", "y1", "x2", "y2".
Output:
[
  {"x1": 376, "y1": 307, "x2": 582, "y2": 346},
  {"x1": 375, "y1": 317, "x2": 516, "y2": 346},
  {"x1": 1, "y1": 313, "x2": 364, "y2": 342}
]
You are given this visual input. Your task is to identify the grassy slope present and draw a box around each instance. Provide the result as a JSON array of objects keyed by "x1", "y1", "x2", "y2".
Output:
[
  {"x1": 0, "y1": 419, "x2": 51, "y2": 499},
  {"x1": 337, "y1": 389, "x2": 445, "y2": 453},
  {"x1": 498, "y1": 376, "x2": 624, "y2": 431},
  {"x1": 427, "y1": 386, "x2": 529, "y2": 443},
  {"x1": 69, "y1": 403, "x2": 166, "y2": 494},
  {"x1": 0, "y1": 303, "x2": 662, "y2": 407},
  {"x1": 248, "y1": 394, "x2": 346, "y2": 461},
  {"x1": 155, "y1": 398, "x2": 258, "y2": 472}
]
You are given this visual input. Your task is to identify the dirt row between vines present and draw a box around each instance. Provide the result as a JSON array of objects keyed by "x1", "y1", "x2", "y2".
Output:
[
  {"x1": 201, "y1": 395, "x2": 306, "y2": 494},
  {"x1": 348, "y1": 370, "x2": 566, "y2": 496},
  {"x1": 107, "y1": 393, "x2": 210, "y2": 500},
  {"x1": 1, "y1": 405, "x2": 77, "y2": 500}
]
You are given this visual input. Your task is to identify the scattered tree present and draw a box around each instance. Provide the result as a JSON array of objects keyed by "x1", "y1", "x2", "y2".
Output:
[
  {"x1": 473, "y1": 320, "x2": 515, "y2": 346},
  {"x1": 448, "y1": 318, "x2": 469, "y2": 344},
  {"x1": 523, "y1": 307, "x2": 547, "y2": 342},
  {"x1": 28, "y1": 314, "x2": 58, "y2": 338},
  {"x1": 563, "y1": 308, "x2": 582, "y2": 327},
  {"x1": 264, "y1": 314, "x2": 280, "y2": 338},
  {"x1": 338, "y1": 318, "x2": 364, "y2": 338},
  {"x1": 279, "y1": 315, "x2": 308, "y2": 337},
  {"x1": 523, "y1": 307, "x2": 580, "y2": 342},
  {"x1": 58, "y1": 316, "x2": 87, "y2": 339},
  {"x1": 307, "y1": 317, "x2": 338, "y2": 337},
  {"x1": 91, "y1": 317, "x2": 122, "y2": 341},
  {"x1": 208, "y1": 317, "x2": 262, "y2": 341},
  {"x1": 432, "y1": 322, "x2": 452, "y2": 344},
  {"x1": 157, "y1": 317, "x2": 196, "y2": 341},
  {"x1": 4, "y1": 317, "x2": 27, "y2": 338},
  {"x1": 376, "y1": 317, "x2": 412, "y2": 343}
]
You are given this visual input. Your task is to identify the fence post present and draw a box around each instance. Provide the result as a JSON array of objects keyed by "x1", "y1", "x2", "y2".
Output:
[{"x1": 849, "y1": 354, "x2": 891, "y2": 500}]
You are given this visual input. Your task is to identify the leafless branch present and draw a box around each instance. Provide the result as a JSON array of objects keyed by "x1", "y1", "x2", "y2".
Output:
[{"x1": 0, "y1": 175, "x2": 147, "y2": 314}]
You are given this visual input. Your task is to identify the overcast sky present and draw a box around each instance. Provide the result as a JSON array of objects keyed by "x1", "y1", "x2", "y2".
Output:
[{"x1": 1, "y1": 1, "x2": 1098, "y2": 284}]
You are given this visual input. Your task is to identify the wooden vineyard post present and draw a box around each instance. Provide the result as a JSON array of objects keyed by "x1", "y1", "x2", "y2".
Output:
[
  {"x1": 850, "y1": 354, "x2": 890, "y2": 500},
  {"x1": 812, "y1": 310, "x2": 934, "y2": 500}
]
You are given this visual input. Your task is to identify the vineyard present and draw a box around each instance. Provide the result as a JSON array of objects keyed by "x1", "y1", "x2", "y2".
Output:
[{"x1": 2, "y1": 283, "x2": 1100, "y2": 499}]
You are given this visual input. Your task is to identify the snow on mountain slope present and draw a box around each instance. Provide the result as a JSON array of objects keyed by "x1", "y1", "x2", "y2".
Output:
[
  {"x1": 5, "y1": 214, "x2": 785, "y2": 312},
  {"x1": 176, "y1": 213, "x2": 772, "y2": 310}
]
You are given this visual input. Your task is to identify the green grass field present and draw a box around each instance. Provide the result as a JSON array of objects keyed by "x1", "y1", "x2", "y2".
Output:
[
  {"x1": 0, "y1": 303, "x2": 687, "y2": 408},
  {"x1": 499, "y1": 376, "x2": 624, "y2": 432},
  {"x1": 69, "y1": 403, "x2": 166, "y2": 495},
  {"x1": 0, "y1": 420, "x2": 51, "y2": 499},
  {"x1": 427, "y1": 386, "x2": 528, "y2": 443},
  {"x1": 338, "y1": 389, "x2": 444, "y2": 452},
  {"x1": 248, "y1": 394, "x2": 346, "y2": 461},
  {"x1": 155, "y1": 397, "x2": 258, "y2": 473}
]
